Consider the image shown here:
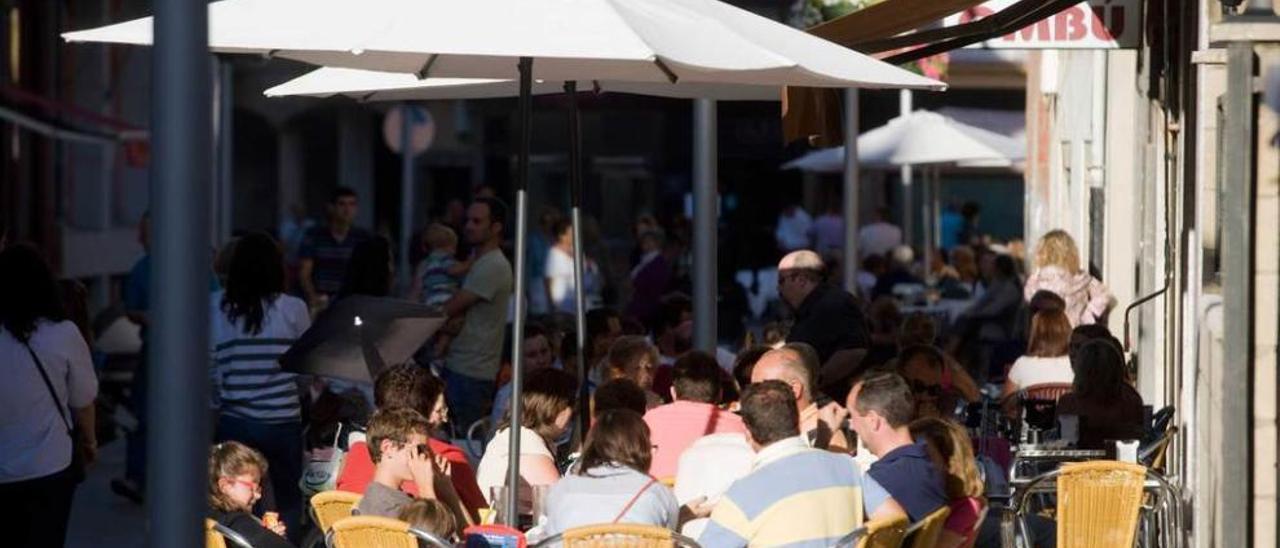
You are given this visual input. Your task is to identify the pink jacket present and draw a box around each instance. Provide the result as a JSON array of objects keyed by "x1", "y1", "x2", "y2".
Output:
[{"x1": 1023, "y1": 266, "x2": 1114, "y2": 327}]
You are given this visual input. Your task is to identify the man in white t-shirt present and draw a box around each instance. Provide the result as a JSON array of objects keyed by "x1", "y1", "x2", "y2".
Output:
[
  {"x1": 774, "y1": 204, "x2": 813, "y2": 253},
  {"x1": 545, "y1": 219, "x2": 599, "y2": 314},
  {"x1": 857, "y1": 207, "x2": 903, "y2": 260}
]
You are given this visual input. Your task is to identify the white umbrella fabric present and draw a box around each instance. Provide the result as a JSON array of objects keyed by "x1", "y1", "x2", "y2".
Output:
[
  {"x1": 781, "y1": 110, "x2": 1025, "y2": 172},
  {"x1": 65, "y1": 0, "x2": 944, "y2": 524},
  {"x1": 63, "y1": 0, "x2": 943, "y2": 90},
  {"x1": 264, "y1": 67, "x2": 783, "y2": 102}
]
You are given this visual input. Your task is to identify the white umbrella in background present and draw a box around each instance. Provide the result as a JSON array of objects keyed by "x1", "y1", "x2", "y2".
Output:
[
  {"x1": 782, "y1": 110, "x2": 1024, "y2": 261},
  {"x1": 65, "y1": 0, "x2": 943, "y2": 524}
]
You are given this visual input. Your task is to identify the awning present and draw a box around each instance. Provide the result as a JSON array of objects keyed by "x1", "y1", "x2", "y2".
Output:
[{"x1": 784, "y1": 0, "x2": 1079, "y2": 145}]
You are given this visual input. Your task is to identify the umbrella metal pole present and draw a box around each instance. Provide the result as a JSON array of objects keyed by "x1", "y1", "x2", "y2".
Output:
[
  {"x1": 899, "y1": 90, "x2": 913, "y2": 248},
  {"x1": 842, "y1": 88, "x2": 860, "y2": 294},
  {"x1": 400, "y1": 102, "x2": 415, "y2": 292},
  {"x1": 921, "y1": 166, "x2": 933, "y2": 281},
  {"x1": 149, "y1": 0, "x2": 211, "y2": 545},
  {"x1": 565, "y1": 81, "x2": 589, "y2": 442},
  {"x1": 506, "y1": 56, "x2": 534, "y2": 527},
  {"x1": 692, "y1": 98, "x2": 717, "y2": 353}
]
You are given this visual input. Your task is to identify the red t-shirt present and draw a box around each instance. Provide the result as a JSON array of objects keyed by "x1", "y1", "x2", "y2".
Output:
[
  {"x1": 336, "y1": 438, "x2": 488, "y2": 513},
  {"x1": 944, "y1": 496, "x2": 985, "y2": 542}
]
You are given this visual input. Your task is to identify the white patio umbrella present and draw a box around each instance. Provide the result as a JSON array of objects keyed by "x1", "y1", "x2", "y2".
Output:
[
  {"x1": 781, "y1": 110, "x2": 1026, "y2": 172},
  {"x1": 65, "y1": 0, "x2": 943, "y2": 524},
  {"x1": 782, "y1": 110, "x2": 1024, "y2": 261}
]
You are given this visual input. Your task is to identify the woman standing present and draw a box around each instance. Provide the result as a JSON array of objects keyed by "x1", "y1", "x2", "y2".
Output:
[
  {"x1": 0, "y1": 244, "x2": 99, "y2": 547},
  {"x1": 1024, "y1": 230, "x2": 1113, "y2": 327},
  {"x1": 210, "y1": 232, "x2": 310, "y2": 537}
]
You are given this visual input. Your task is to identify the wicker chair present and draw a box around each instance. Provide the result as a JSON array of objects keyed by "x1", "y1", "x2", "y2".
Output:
[
  {"x1": 310, "y1": 491, "x2": 361, "y2": 533},
  {"x1": 904, "y1": 506, "x2": 952, "y2": 548},
  {"x1": 1003, "y1": 461, "x2": 1183, "y2": 548},
  {"x1": 532, "y1": 523, "x2": 700, "y2": 547},
  {"x1": 326, "y1": 515, "x2": 453, "y2": 548},
  {"x1": 830, "y1": 514, "x2": 909, "y2": 548},
  {"x1": 205, "y1": 518, "x2": 253, "y2": 548}
]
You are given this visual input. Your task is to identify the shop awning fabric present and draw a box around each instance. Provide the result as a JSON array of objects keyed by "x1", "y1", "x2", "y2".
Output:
[{"x1": 784, "y1": 0, "x2": 1080, "y2": 146}]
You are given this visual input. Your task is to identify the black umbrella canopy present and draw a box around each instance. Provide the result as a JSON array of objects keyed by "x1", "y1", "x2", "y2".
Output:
[{"x1": 280, "y1": 295, "x2": 445, "y2": 384}]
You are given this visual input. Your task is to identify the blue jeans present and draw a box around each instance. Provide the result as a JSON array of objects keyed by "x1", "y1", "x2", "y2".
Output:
[
  {"x1": 216, "y1": 415, "x2": 303, "y2": 543},
  {"x1": 442, "y1": 368, "x2": 495, "y2": 438}
]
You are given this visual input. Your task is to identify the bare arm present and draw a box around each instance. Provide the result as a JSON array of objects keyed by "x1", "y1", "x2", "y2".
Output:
[
  {"x1": 442, "y1": 289, "x2": 483, "y2": 319},
  {"x1": 868, "y1": 497, "x2": 907, "y2": 522},
  {"x1": 947, "y1": 360, "x2": 981, "y2": 403},
  {"x1": 518, "y1": 454, "x2": 561, "y2": 486},
  {"x1": 299, "y1": 258, "x2": 318, "y2": 305},
  {"x1": 937, "y1": 530, "x2": 969, "y2": 548},
  {"x1": 72, "y1": 405, "x2": 98, "y2": 467}
]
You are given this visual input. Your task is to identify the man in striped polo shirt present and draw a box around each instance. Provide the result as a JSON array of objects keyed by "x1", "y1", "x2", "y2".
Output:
[{"x1": 698, "y1": 381, "x2": 903, "y2": 547}]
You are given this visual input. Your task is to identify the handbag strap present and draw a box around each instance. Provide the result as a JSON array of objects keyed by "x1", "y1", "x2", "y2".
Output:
[
  {"x1": 612, "y1": 477, "x2": 658, "y2": 523},
  {"x1": 24, "y1": 342, "x2": 73, "y2": 435}
]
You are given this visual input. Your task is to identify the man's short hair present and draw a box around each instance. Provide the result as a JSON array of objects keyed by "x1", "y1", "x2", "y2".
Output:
[
  {"x1": 740, "y1": 380, "x2": 800, "y2": 446},
  {"x1": 653, "y1": 292, "x2": 692, "y2": 335},
  {"x1": 672, "y1": 351, "x2": 721, "y2": 403},
  {"x1": 472, "y1": 196, "x2": 509, "y2": 230},
  {"x1": 366, "y1": 407, "x2": 431, "y2": 463},
  {"x1": 331, "y1": 186, "x2": 358, "y2": 204},
  {"x1": 523, "y1": 321, "x2": 549, "y2": 343},
  {"x1": 771, "y1": 342, "x2": 819, "y2": 394},
  {"x1": 593, "y1": 378, "x2": 649, "y2": 416},
  {"x1": 897, "y1": 345, "x2": 945, "y2": 372},
  {"x1": 374, "y1": 364, "x2": 445, "y2": 419},
  {"x1": 852, "y1": 372, "x2": 916, "y2": 429}
]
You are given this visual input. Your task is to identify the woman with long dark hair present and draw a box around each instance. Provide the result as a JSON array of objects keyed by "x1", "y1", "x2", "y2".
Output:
[
  {"x1": 1057, "y1": 339, "x2": 1144, "y2": 449},
  {"x1": 0, "y1": 244, "x2": 99, "y2": 547},
  {"x1": 543, "y1": 409, "x2": 679, "y2": 536},
  {"x1": 210, "y1": 231, "x2": 310, "y2": 538}
]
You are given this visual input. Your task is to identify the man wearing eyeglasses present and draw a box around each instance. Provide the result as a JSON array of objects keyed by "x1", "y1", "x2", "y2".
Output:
[{"x1": 776, "y1": 250, "x2": 871, "y2": 402}]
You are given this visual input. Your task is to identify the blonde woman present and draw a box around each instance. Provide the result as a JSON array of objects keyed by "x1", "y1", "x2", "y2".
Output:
[
  {"x1": 909, "y1": 418, "x2": 986, "y2": 548},
  {"x1": 1023, "y1": 230, "x2": 1113, "y2": 327}
]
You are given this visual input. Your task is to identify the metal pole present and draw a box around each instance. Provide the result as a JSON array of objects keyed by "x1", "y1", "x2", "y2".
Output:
[
  {"x1": 899, "y1": 90, "x2": 913, "y2": 248},
  {"x1": 565, "y1": 81, "x2": 589, "y2": 441},
  {"x1": 149, "y1": 0, "x2": 210, "y2": 545},
  {"x1": 842, "y1": 88, "x2": 860, "y2": 294},
  {"x1": 692, "y1": 98, "x2": 717, "y2": 352},
  {"x1": 218, "y1": 60, "x2": 233, "y2": 242},
  {"x1": 399, "y1": 103, "x2": 415, "y2": 291},
  {"x1": 505, "y1": 57, "x2": 534, "y2": 526},
  {"x1": 921, "y1": 166, "x2": 933, "y2": 280}
]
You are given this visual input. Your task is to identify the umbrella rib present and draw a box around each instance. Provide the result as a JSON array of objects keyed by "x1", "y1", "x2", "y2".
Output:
[
  {"x1": 416, "y1": 54, "x2": 440, "y2": 80},
  {"x1": 653, "y1": 58, "x2": 679, "y2": 84}
]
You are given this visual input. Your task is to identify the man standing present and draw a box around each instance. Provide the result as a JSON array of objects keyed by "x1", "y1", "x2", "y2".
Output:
[
  {"x1": 846, "y1": 372, "x2": 948, "y2": 522},
  {"x1": 857, "y1": 207, "x2": 903, "y2": 260},
  {"x1": 299, "y1": 187, "x2": 371, "y2": 310},
  {"x1": 698, "y1": 381, "x2": 900, "y2": 547},
  {"x1": 777, "y1": 250, "x2": 870, "y2": 401},
  {"x1": 751, "y1": 344, "x2": 851, "y2": 453},
  {"x1": 442, "y1": 197, "x2": 513, "y2": 432},
  {"x1": 774, "y1": 203, "x2": 813, "y2": 253}
]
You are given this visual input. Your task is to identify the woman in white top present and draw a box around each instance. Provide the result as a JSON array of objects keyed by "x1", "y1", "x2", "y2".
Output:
[
  {"x1": 0, "y1": 244, "x2": 99, "y2": 547},
  {"x1": 545, "y1": 219, "x2": 601, "y2": 314},
  {"x1": 544, "y1": 409, "x2": 680, "y2": 536},
  {"x1": 210, "y1": 232, "x2": 311, "y2": 535},
  {"x1": 1003, "y1": 309, "x2": 1075, "y2": 398},
  {"x1": 477, "y1": 368, "x2": 577, "y2": 506}
]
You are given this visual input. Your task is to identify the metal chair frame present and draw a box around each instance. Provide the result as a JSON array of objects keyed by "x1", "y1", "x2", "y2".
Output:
[
  {"x1": 1001, "y1": 465, "x2": 1184, "y2": 548},
  {"x1": 210, "y1": 520, "x2": 254, "y2": 548}
]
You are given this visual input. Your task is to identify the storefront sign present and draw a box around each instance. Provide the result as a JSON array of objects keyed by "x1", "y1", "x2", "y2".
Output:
[{"x1": 943, "y1": 0, "x2": 1141, "y2": 49}]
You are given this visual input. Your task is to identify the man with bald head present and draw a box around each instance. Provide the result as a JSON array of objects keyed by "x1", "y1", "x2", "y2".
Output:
[
  {"x1": 777, "y1": 250, "x2": 870, "y2": 402},
  {"x1": 751, "y1": 343, "x2": 852, "y2": 453}
]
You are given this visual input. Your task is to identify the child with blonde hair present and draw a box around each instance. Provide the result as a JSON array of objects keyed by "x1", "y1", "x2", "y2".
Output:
[
  {"x1": 1024, "y1": 230, "x2": 1113, "y2": 327},
  {"x1": 208, "y1": 441, "x2": 295, "y2": 548}
]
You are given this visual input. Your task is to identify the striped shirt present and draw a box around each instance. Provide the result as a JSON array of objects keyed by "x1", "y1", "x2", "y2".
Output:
[
  {"x1": 209, "y1": 291, "x2": 310, "y2": 423},
  {"x1": 698, "y1": 436, "x2": 886, "y2": 548}
]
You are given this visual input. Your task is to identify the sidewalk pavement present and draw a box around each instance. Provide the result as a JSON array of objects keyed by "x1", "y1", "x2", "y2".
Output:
[{"x1": 67, "y1": 439, "x2": 145, "y2": 548}]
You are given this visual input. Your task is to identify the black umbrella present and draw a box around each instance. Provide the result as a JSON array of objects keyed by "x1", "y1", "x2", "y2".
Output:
[{"x1": 279, "y1": 295, "x2": 445, "y2": 384}]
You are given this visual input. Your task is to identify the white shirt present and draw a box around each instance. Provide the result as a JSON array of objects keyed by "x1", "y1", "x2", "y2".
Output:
[
  {"x1": 1006, "y1": 355, "x2": 1075, "y2": 390},
  {"x1": 545, "y1": 247, "x2": 601, "y2": 314},
  {"x1": 857, "y1": 222, "x2": 904, "y2": 259},
  {"x1": 209, "y1": 292, "x2": 311, "y2": 422},
  {"x1": 775, "y1": 209, "x2": 813, "y2": 251},
  {"x1": 673, "y1": 433, "x2": 754, "y2": 538},
  {"x1": 0, "y1": 320, "x2": 98, "y2": 482},
  {"x1": 476, "y1": 426, "x2": 555, "y2": 504}
]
